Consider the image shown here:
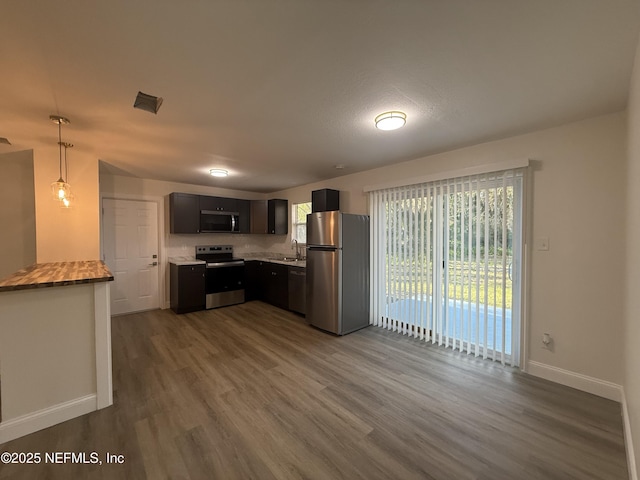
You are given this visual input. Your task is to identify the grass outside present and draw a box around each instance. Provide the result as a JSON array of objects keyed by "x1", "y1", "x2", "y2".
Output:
[{"x1": 386, "y1": 259, "x2": 512, "y2": 308}]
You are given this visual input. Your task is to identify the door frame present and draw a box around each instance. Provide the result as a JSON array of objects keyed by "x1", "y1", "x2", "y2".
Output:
[{"x1": 100, "y1": 193, "x2": 166, "y2": 311}]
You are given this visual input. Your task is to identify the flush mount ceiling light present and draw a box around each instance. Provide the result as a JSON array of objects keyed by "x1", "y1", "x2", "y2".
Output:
[
  {"x1": 133, "y1": 91, "x2": 163, "y2": 114},
  {"x1": 375, "y1": 111, "x2": 407, "y2": 131},
  {"x1": 209, "y1": 168, "x2": 229, "y2": 177},
  {"x1": 49, "y1": 115, "x2": 74, "y2": 208}
]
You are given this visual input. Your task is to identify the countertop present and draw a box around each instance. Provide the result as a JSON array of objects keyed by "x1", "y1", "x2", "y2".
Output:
[
  {"x1": 0, "y1": 260, "x2": 114, "y2": 292},
  {"x1": 168, "y1": 256, "x2": 206, "y2": 266},
  {"x1": 169, "y1": 254, "x2": 305, "y2": 268},
  {"x1": 261, "y1": 258, "x2": 306, "y2": 268},
  {"x1": 242, "y1": 254, "x2": 306, "y2": 268}
]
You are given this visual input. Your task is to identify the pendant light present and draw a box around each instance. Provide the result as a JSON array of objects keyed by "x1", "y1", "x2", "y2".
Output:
[{"x1": 49, "y1": 115, "x2": 73, "y2": 206}]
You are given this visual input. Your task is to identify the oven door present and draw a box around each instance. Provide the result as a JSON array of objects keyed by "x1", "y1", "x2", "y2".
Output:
[
  {"x1": 200, "y1": 211, "x2": 240, "y2": 233},
  {"x1": 205, "y1": 261, "x2": 245, "y2": 308}
]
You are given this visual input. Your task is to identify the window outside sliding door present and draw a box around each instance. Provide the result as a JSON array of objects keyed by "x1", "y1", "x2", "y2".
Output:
[{"x1": 369, "y1": 169, "x2": 525, "y2": 367}]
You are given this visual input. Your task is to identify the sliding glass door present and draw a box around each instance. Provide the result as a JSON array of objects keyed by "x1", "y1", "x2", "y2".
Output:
[{"x1": 369, "y1": 169, "x2": 524, "y2": 366}]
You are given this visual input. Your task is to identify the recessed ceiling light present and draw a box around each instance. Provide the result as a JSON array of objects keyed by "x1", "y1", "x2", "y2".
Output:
[
  {"x1": 375, "y1": 111, "x2": 406, "y2": 131},
  {"x1": 209, "y1": 168, "x2": 228, "y2": 177},
  {"x1": 0, "y1": 137, "x2": 11, "y2": 145}
]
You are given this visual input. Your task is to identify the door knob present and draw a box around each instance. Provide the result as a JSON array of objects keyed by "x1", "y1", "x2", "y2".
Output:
[{"x1": 148, "y1": 261, "x2": 158, "y2": 266}]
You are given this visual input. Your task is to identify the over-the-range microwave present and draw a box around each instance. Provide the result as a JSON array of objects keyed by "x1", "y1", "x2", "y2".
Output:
[{"x1": 200, "y1": 210, "x2": 240, "y2": 233}]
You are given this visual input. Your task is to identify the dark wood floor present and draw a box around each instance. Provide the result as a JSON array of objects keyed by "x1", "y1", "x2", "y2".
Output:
[{"x1": 0, "y1": 302, "x2": 628, "y2": 479}]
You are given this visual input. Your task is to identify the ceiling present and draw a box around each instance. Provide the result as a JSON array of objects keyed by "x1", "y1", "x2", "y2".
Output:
[{"x1": 1, "y1": 1, "x2": 639, "y2": 193}]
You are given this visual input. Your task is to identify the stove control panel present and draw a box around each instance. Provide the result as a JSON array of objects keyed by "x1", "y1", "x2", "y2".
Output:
[{"x1": 196, "y1": 245, "x2": 233, "y2": 255}]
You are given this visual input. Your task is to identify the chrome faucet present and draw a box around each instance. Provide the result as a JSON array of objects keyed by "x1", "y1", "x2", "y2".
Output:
[
  {"x1": 291, "y1": 238, "x2": 307, "y2": 260},
  {"x1": 292, "y1": 239, "x2": 300, "y2": 259}
]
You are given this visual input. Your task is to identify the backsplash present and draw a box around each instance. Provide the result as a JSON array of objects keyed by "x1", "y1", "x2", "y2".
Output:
[{"x1": 166, "y1": 233, "x2": 297, "y2": 259}]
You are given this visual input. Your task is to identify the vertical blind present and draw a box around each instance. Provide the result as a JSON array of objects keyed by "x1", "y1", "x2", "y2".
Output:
[{"x1": 369, "y1": 169, "x2": 524, "y2": 366}]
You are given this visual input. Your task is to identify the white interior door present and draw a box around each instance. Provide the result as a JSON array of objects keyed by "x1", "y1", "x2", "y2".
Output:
[{"x1": 102, "y1": 199, "x2": 159, "y2": 315}]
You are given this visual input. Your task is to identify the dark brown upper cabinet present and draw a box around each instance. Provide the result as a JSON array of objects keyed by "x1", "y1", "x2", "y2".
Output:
[
  {"x1": 199, "y1": 195, "x2": 238, "y2": 212},
  {"x1": 170, "y1": 193, "x2": 286, "y2": 235},
  {"x1": 169, "y1": 193, "x2": 200, "y2": 234},
  {"x1": 250, "y1": 199, "x2": 288, "y2": 234}
]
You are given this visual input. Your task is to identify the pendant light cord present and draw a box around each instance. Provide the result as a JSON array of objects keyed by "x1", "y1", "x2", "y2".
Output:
[
  {"x1": 64, "y1": 144, "x2": 68, "y2": 182},
  {"x1": 58, "y1": 121, "x2": 63, "y2": 180}
]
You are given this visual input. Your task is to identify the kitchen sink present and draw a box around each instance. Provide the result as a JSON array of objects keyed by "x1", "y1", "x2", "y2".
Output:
[{"x1": 279, "y1": 257, "x2": 299, "y2": 262}]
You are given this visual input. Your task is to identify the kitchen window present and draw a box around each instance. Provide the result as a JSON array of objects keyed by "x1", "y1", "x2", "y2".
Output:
[{"x1": 291, "y1": 202, "x2": 311, "y2": 243}]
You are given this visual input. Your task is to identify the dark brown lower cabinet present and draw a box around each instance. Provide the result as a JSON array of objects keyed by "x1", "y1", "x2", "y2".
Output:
[
  {"x1": 170, "y1": 263, "x2": 206, "y2": 314},
  {"x1": 262, "y1": 262, "x2": 289, "y2": 309},
  {"x1": 246, "y1": 260, "x2": 301, "y2": 312}
]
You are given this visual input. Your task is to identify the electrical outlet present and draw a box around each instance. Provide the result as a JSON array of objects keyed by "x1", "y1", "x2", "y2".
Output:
[
  {"x1": 535, "y1": 237, "x2": 549, "y2": 251},
  {"x1": 542, "y1": 332, "x2": 553, "y2": 350}
]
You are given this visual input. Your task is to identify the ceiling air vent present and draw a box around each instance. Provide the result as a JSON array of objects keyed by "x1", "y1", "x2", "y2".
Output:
[
  {"x1": 0, "y1": 137, "x2": 11, "y2": 145},
  {"x1": 133, "y1": 91, "x2": 163, "y2": 114}
]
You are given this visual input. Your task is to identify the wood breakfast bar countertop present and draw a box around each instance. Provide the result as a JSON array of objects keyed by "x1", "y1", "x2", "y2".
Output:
[{"x1": 0, "y1": 260, "x2": 113, "y2": 292}]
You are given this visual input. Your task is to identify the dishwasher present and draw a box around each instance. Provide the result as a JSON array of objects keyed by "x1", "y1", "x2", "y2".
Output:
[{"x1": 288, "y1": 267, "x2": 306, "y2": 315}]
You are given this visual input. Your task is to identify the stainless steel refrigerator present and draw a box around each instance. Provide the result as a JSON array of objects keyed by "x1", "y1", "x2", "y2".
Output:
[{"x1": 306, "y1": 211, "x2": 370, "y2": 335}]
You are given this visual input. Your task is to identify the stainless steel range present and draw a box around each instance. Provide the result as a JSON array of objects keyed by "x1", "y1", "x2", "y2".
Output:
[{"x1": 195, "y1": 245, "x2": 245, "y2": 309}]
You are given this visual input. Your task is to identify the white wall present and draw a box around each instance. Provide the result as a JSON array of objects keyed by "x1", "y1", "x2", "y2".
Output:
[
  {"x1": 625, "y1": 35, "x2": 640, "y2": 480},
  {"x1": 33, "y1": 146, "x2": 101, "y2": 263},
  {"x1": 273, "y1": 112, "x2": 627, "y2": 387},
  {"x1": 0, "y1": 284, "x2": 96, "y2": 420},
  {"x1": 100, "y1": 173, "x2": 266, "y2": 202},
  {"x1": 0, "y1": 150, "x2": 36, "y2": 279},
  {"x1": 0, "y1": 282, "x2": 113, "y2": 444}
]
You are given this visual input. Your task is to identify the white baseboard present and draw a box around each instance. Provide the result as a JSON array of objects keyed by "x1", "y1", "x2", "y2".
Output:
[
  {"x1": 526, "y1": 360, "x2": 622, "y2": 402},
  {"x1": 527, "y1": 362, "x2": 638, "y2": 478},
  {"x1": 622, "y1": 389, "x2": 638, "y2": 480},
  {"x1": 0, "y1": 394, "x2": 96, "y2": 445}
]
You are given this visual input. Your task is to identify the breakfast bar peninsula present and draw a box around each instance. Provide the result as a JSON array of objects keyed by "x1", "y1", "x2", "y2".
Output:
[{"x1": 0, "y1": 260, "x2": 114, "y2": 443}]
